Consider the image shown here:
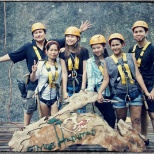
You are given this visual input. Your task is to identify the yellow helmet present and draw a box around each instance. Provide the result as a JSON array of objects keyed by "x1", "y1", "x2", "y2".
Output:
[
  {"x1": 65, "y1": 26, "x2": 80, "y2": 37},
  {"x1": 89, "y1": 34, "x2": 106, "y2": 45},
  {"x1": 31, "y1": 22, "x2": 46, "y2": 33},
  {"x1": 108, "y1": 33, "x2": 125, "y2": 45},
  {"x1": 132, "y1": 21, "x2": 148, "y2": 31}
]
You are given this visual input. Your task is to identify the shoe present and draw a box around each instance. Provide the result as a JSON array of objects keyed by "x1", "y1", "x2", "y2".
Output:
[{"x1": 144, "y1": 139, "x2": 149, "y2": 146}]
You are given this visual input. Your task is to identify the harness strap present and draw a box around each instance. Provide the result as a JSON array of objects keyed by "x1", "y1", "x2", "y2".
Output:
[
  {"x1": 111, "y1": 53, "x2": 134, "y2": 84},
  {"x1": 38, "y1": 60, "x2": 60, "y2": 103},
  {"x1": 68, "y1": 54, "x2": 79, "y2": 71},
  {"x1": 39, "y1": 83, "x2": 48, "y2": 97},
  {"x1": 39, "y1": 82, "x2": 60, "y2": 106},
  {"x1": 98, "y1": 65, "x2": 104, "y2": 76},
  {"x1": 33, "y1": 46, "x2": 42, "y2": 60},
  {"x1": 132, "y1": 44, "x2": 137, "y2": 53},
  {"x1": 123, "y1": 53, "x2": 134, "y2": 84},
  {"x1": 132, "y1": 42, "x2": 151, "y2": 67},
  {"x1": 45, "y1": 61, "x2": 59, "y2": 88}
]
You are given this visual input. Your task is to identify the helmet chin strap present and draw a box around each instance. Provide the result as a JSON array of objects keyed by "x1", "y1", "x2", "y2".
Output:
[
  {"x1": 73, "y1": 37, "x2": 80, "y2": 48},
  {"x1": 73, "y1": 41, "x2": 78, "y2": 48}
]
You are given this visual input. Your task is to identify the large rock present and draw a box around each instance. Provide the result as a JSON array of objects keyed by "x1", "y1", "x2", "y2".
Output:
[{"x1": 8, "y1": 92, "x2": 146, "y2": 152}]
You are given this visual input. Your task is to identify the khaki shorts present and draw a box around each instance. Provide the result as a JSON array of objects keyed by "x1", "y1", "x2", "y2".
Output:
[{"x1": 23, "y1": 90, "x2": 37, "y2": 114}]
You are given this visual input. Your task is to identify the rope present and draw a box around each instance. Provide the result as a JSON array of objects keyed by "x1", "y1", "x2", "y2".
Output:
[
  {"x1": 7, "y1": 62, "x2": 13, "y2": 122},
  {"x1": 7, "y1": 62, "x2": 23, "y2": 130},
  {"x1": 3, "y1": 2, "x2": 6, "y2": 53},
  {"x1": 1, "y1": 2, "x2": 23, "y2": 130}
]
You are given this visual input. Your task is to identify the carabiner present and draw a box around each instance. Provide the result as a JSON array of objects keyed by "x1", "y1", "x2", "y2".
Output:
[{"x1": 125, "y1": 94, "x2": 131, "y2": 107}]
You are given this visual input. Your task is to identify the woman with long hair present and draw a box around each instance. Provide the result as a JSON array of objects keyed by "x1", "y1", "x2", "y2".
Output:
[
  {"x1": 86, "y1": 34, "x2": 116, "y2": 128},
  {"x1": 59, "y1": 26, "x2": 89, "y2": 113}
]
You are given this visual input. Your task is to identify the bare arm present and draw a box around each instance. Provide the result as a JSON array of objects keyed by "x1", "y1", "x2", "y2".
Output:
[
  {"x1": 0, "y1": 54, "x2": 11, "y2": 62},
  {"x1": 97, "y1": 61, "x2": 109, "y2": 103},
  {"x1": 133, "y1": 55, "x2": 152, "y2": 99},
  {"x1": 81, "y1": 60, "x2": 87, "y2": 91},
  {"x1": 149, "y1": 50, "x2": 154, "y2": 99},
  {"x1": 60, "y1": 58, "x2": 68, "y2": 99}
]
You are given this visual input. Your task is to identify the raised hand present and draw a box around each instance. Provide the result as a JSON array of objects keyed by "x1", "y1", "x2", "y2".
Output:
[
  {"x1": 79, "y1": 20, "x2": 91, "y2": 33},
  {"x1": 31, "y1": 60, "x2": 38, "y2": 73}
]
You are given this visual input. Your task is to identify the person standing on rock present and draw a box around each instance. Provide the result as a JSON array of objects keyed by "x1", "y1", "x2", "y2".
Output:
[
  {"x1": 86, "y1": 34, "x2": 116, "y2": 128},
  {"x1": 0, "y1": 21, "x2": 91, "y2": 126},
  {"x1": 129, "y1": 20, "x2": 154, "y2": 145},
  {"x1": 59, "y1": 26, "x2": 89, "y2": 113},
  {"x1": 97, "y1": 33, "x2": 152, "y2": 133},
  {"x1": 30, "y1": 41, "x2": 61, "y2": 117}
]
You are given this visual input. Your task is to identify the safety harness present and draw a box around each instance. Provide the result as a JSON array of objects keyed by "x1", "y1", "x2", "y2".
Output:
[
  {"x1": 67, "y1": 53, "x2": 81, "y2": 94},
  {"x1": 111, "y1": 53, "x2": 135, "y2": 106},
  {"x1": 18, "y1": 46, "x2": 42, "y2": 98},
  {"x1": 98, "y1": 64, "x2": 104, "y2": 76},
  {"x1": 33, "y1": 46, "x2": 42, "y2": 60},
  {"x1": 39, "y1": 60, "x2": 60, "y2": 106},
  {"x1": 33, "y1": 46, "x2": 60, "y2": 106},
  {"x1": 132, "y1": 42, "x2": 151, "y2": 67},
  {"x1": 45, "y1": 61, "x2": 59, "y2": 88},
  {"x1": 132, "y1": 42, "x2": 151, "y2": 109},
  {"x1": 68, "y1": 55, "x2": 79, "y2": 71},
  {"x1": 96, "y1": 62, "x2": 104, "y2": 86},
  {"x1": 111, "y1": 53, "x2": 134, "y2": 85}
]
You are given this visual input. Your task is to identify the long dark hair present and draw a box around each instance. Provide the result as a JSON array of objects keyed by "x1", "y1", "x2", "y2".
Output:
[
  {"x1": 93, "y1": 43, "x2": 109, "y2": 67},
  {"x1": 64, "y1": 36, "x2": 81, "y2": 59}
]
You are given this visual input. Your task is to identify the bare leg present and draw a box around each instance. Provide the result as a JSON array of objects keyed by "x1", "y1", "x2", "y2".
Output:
[
  {"x1": 148, "y1": 112, "x2": 154, "y2": 131},
  {"x1": 115, "y1": 107, "x2": 127, "y2": 123},
  {"x1": 129, "y1": 105, "x2": 142, "y2": 133},
  {"x1": 24, "y1": 112, "x2": 33, "y2": 126},
  {"x1": 141, "y1": 108, "x2": 149, "y2": 139},
  {"x1": 51, "y1": 101, "x2": 58, "y2": 116},
  {"x1": 115, "y1": 108, "x2": 127, "y2": 131},
  {"x1": 40, "y1": 103, "x2": 50, "y2": 118}
]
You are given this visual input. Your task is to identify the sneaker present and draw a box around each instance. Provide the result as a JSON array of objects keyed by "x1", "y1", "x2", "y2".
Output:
[{"x1": 144, "y1": 139, "x2": 149, "y2": 146}]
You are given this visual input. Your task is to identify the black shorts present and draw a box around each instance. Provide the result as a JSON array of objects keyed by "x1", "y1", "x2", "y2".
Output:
[
  {"x1": 39, "y1": 97, "x2": 57, "y2": 108},
  {"x1": 142, "y1": 86, "x2": 154, "y2": 112}
]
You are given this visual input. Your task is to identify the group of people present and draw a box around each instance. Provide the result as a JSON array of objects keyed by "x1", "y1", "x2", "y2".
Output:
[{"x1": 0, "y1": 20, "x2": 154, "y2": 146}]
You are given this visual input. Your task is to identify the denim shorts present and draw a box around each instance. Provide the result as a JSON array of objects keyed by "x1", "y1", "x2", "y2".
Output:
[
  {"x1": 67, "y1": 86, "x2": 86, "y2": 113},
  {"x1": 112, "y1": 91, "x2": 143, "y2": 109},
  {"x1": 67, "y1": 86, "x2": 80, "y2": 96}
]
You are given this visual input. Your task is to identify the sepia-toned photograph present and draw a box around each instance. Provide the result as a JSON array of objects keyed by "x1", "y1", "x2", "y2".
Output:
[{"x1": 0, "y1": 1, "x2": 154, "y2": 153}]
